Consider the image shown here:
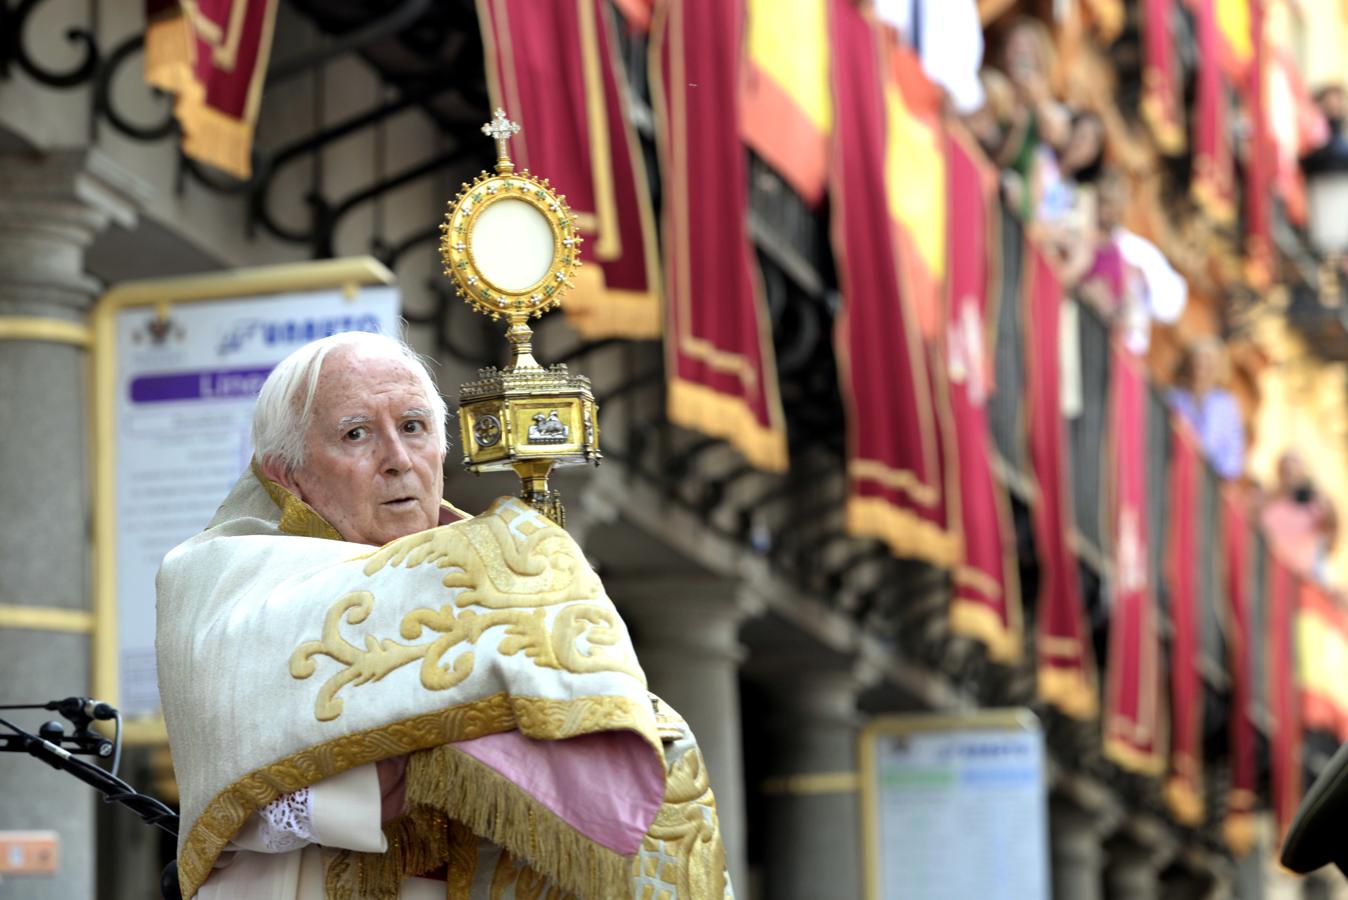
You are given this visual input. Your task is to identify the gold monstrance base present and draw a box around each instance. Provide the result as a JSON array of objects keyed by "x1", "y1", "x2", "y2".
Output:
[{"x1": 441, "y1": 110, "x2": 601, "y2": 525}]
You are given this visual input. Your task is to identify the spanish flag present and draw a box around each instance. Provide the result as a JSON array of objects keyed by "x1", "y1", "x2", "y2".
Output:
[
  {"x1": 651, "y1": 0, "x2": 790, "y2": 472},
  {"x1": 884, "y1": 40, "x2": 947, "y2": 342},
  {"x1": 832, "y1": 0, "x2": 957, "y2": 566},
  {"x1": 1216, "y1": 0, "x2": 1255, "y2": 80},
  {"x1": 1298, "y1": 583, "x2": 1348, "y2": 742},
  {"x1": 741, "y1": 0, "x2": 832, "y2": 206}
]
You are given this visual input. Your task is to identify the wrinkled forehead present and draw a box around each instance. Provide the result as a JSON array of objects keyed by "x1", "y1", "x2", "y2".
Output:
[{"x1": 308, "y1": 346, "x2": 431, "y2": 420}]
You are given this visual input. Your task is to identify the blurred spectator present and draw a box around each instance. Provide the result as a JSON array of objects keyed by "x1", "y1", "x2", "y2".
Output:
[
  {"x1": 994, "y1": 17, "x2": 1071, "y2": 218},
  {"x1": 1261, "y1": 451, "x2": 1339, "y2": 582},
  {"x1": 1115, "y1": 228, "x2": 1187, "y2": 354},
  {"x1": 968, "y1": 67, "x2": 1018, "y2": 158},
  {"x1": 1166, "y1": 337, "x2": 1245, "y2": 480},
  {"x1": 1036, "y1": 111, "x2": 1107, "y2": 289},
  {"x1": 1076, "y1": 167, "x2": 1128, "y2": 315}
]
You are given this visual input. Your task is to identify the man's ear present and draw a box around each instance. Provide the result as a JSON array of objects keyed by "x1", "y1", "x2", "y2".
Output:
[{"x1": 259, "y1": 455, "x2": 305, "y2": 500}]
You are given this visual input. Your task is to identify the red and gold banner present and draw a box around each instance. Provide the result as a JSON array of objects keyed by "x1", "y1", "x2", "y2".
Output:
[
  {"x1": 1192, "y1": 0, "x2": 1237, "y2": 224},
  {"x1": 1103, "y1": 345, "x2": 1166, "y2": 775},
  {"x1": 741, "y1": 0, "x2": 832, "y2": 206},
  {"x1": 946, "y1": 125, "x2": 1021, "y2": 661},
  {"x1": 479, "y1": 0, "x2": 662, "y2": 339},
  {"x1": 1244, "y1": 0, "x2": 1274, "y2": 287},
  {"x1": 884, "y1": 39, "x2": 947, "y2": 342},
  {"x1": 650, "y1": 0, "x2": 789, "y2": 471},
  {"x1": 143, "y1": 0, "x2": 279, "y2": 179},
  {"x1": 1026, "y1": 249, "x2": 1097, "y2": 719},
  {"x1": 1163, "y1": 420, "x2": 1204, "y2": 824},
  {"x1": 1221, "y1": 486, "x2": 1258, "y2": 856},
  {"x1": 1141, "y1": 0, "x2": 1186, "y2": 154},
  {"x1": 1268, "y1": 552, "x2": 1304, "y2": 842},
  {"x1": 1297, "y1": 583, "x2": 1348, "y2": 740},
  {"x1": 830, "y1": 0, "x2": 957, "y2": 566}
]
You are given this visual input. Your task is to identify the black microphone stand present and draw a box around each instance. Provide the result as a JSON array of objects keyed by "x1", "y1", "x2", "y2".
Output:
[{"x1": 0, "y1": 700, "x2": 181, "y2": 900}]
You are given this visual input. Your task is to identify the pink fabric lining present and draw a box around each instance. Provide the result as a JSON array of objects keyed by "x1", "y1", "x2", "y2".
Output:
[{"x1": 451, "y1": 729, "x2": 665, "y2": 855}]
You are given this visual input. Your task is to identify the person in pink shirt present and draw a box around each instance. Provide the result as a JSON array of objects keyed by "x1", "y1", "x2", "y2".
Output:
[{"x1": 1260, "y1": 451, "x2": 1339, "y2": 582}]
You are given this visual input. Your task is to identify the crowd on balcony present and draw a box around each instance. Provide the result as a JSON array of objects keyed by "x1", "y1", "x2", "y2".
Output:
[{"x1": 942, "y1": 5, "x2": 1348, "y2": 596}]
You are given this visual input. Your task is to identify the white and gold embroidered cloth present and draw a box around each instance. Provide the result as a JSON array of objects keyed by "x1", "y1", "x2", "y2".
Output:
[{"x1": 157, "y1": 471, "x2": 695, "y2": 899}]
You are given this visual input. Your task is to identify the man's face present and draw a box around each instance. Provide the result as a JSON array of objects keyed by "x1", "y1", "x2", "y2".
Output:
[{"x1": 269, "y1": 346, "x2": 445, "y2": 545}]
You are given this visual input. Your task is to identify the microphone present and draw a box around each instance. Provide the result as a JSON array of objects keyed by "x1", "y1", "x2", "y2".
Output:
[{"x1": 47, "y1": 697, "x2": 117, "y2": 722}]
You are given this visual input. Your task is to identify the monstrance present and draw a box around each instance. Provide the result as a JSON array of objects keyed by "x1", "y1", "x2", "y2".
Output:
[{"x1": 440, "y1": 109, "x2": 600, "y2": 525}]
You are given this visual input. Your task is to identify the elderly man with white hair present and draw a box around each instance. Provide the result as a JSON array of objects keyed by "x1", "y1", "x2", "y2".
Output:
[{"x1": 156, "y1": 331, "x2": 730, "y2": 900}]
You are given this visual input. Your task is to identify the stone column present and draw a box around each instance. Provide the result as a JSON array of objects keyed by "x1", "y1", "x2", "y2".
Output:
[
  {"x1": 1051, "y1": 794, "x2": 1112, "y2": 900},
  {"x1": 0, "y1": 148, "x2": 141, "y2": 900},
  {"x1": 757, "y1": 664, "x2": 866, "y2": 900},
  {"x1": 611, "y1": 574, "x2": 758, "y2": 894}
]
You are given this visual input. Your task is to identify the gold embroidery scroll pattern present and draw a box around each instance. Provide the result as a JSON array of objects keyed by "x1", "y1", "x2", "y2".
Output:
[
  {"x1": 290, "y1": 590, "x2": 641, "y2": 721},
  {"x1": 637, "y1": 747, "x2": 727, "y2": 899},
  {"x1": 360, "y1": 504, "x2": 602, "y2": 610}
]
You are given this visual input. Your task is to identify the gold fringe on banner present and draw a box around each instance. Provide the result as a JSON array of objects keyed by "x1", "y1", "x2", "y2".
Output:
[
  {"x1": 667, "y1": 377, "x2": 788, "y2": 473},
  {"x1": 1038, "y1": 664, "x2": 1099, "y2": 720},
  {"x1": 567, "y1": 264, "x2": 661, "y2": 340},
  {"x1": 1163, "y1": 774, "x2": 1205, "y2": 827},
  {"x1": 1104, "y1": 734, "x2": 1168, "y2": 777},
  {"x1": 844, "y1": 496, "x2": 960, "y2": 568},
  {"x1": 144, "y1": 10, "x2": 194, "y2": 94},
  {"x1": 1140, "y1": 70, "x2": 1186, "y2": 156},
  {"x1": 949, "y1": 598, "x2": 1021, "y2": 664}
]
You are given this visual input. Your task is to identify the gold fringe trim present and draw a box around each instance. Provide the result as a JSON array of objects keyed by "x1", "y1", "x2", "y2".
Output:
[
  {"x1": 566, "y1": 264, "x2": 661, "y2": 339},
  {"x1": 1192, "y1": 169, "x2": 1236, "y2": 227},
  {"x1": 949, "y1": 599, "x2": 1022, "y2": 664},
  {"x1": 1163, "y1": 775, "x2": 1205, "y2": 827},
  {"x1": 179, "y1": 100, "x2": 258, "y2": 180},
  {"x1": 1139, "y1": 80, "x2": 1186, "y2": 156},
  {"x1": 177, "y1": 692, "x2": 656, "y2": 899},
  {"x1": 1037, "y1": 664, "x2": 1099, "y2": 720},
  {"x1": 1223, "y1": 810, "x2": 1258, "y2": 857},
  {"x1": 667, "y1": 377, "x2": 788, "y2": 473},
  {"x1": 325, "y1": 808, "x2": 483, "y2": 900},
  {"x1": 1103, "y1": 735, "x2": 1167, "y2": 777},
  {"x1": 143, "y1": 16, "x2": 261, "y2": 181},
  {"x1": 144, "y1": 13, "x2": 195, "y2": 95},
  {"x1": 845, "y1": 496, "x2": 961, "y2": 568},
  {"x1": 406, "y1": 744, "x2": 633, "y2": 900}
]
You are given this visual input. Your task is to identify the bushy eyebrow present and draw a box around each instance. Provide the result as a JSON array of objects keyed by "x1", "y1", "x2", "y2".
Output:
[
  {"x1": 402, "y1": 407, "x2": 432, "y2": 419},
  {"x1": 336, "y1": 415, "x2": 372, "y2": 433}
]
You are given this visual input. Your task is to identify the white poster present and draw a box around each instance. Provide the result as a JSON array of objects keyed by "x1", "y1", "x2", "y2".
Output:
[
  {"x1": 862, "y1": 711, "x2": 1050, "y2": 900},
  {"x1": 112, "y1": 286, "x2": 400, "y2": 715}
]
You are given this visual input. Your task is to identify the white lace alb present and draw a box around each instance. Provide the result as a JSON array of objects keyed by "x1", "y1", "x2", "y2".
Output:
[{"x1": 256, "y1": 786, "x2": 316, "y2": 853}]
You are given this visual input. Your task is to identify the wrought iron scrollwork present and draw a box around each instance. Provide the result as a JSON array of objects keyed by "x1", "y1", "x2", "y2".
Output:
[
  {"x1": 2, "y1": 0, "x2": 99, "y2": 88},
  {"x1": 92, "y1": 36, "x2": 176, "y2": 142}
]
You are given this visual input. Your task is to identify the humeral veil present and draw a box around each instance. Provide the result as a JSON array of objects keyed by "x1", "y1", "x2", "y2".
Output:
[{"x1": 157, "y1": 467, "x2": 730, "y2": 899}]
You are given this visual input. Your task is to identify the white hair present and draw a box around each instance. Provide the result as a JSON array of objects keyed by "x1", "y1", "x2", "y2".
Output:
[{"x1": 252, "y1": 331, "x2": 449, "y2": 473}]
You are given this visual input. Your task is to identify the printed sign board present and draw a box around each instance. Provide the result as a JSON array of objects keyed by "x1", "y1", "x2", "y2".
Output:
[
  {"x1": 93, "y1": 259, "x2": 399, "y2": 723},
  {"x1": 860, "y1": 709, "x2": 1050, "y2": 900}
]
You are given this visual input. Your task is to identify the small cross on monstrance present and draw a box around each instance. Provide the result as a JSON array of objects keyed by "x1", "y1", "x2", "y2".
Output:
[{"x1": 482, "y1": 108, "x2": 521, "y2": 174}]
